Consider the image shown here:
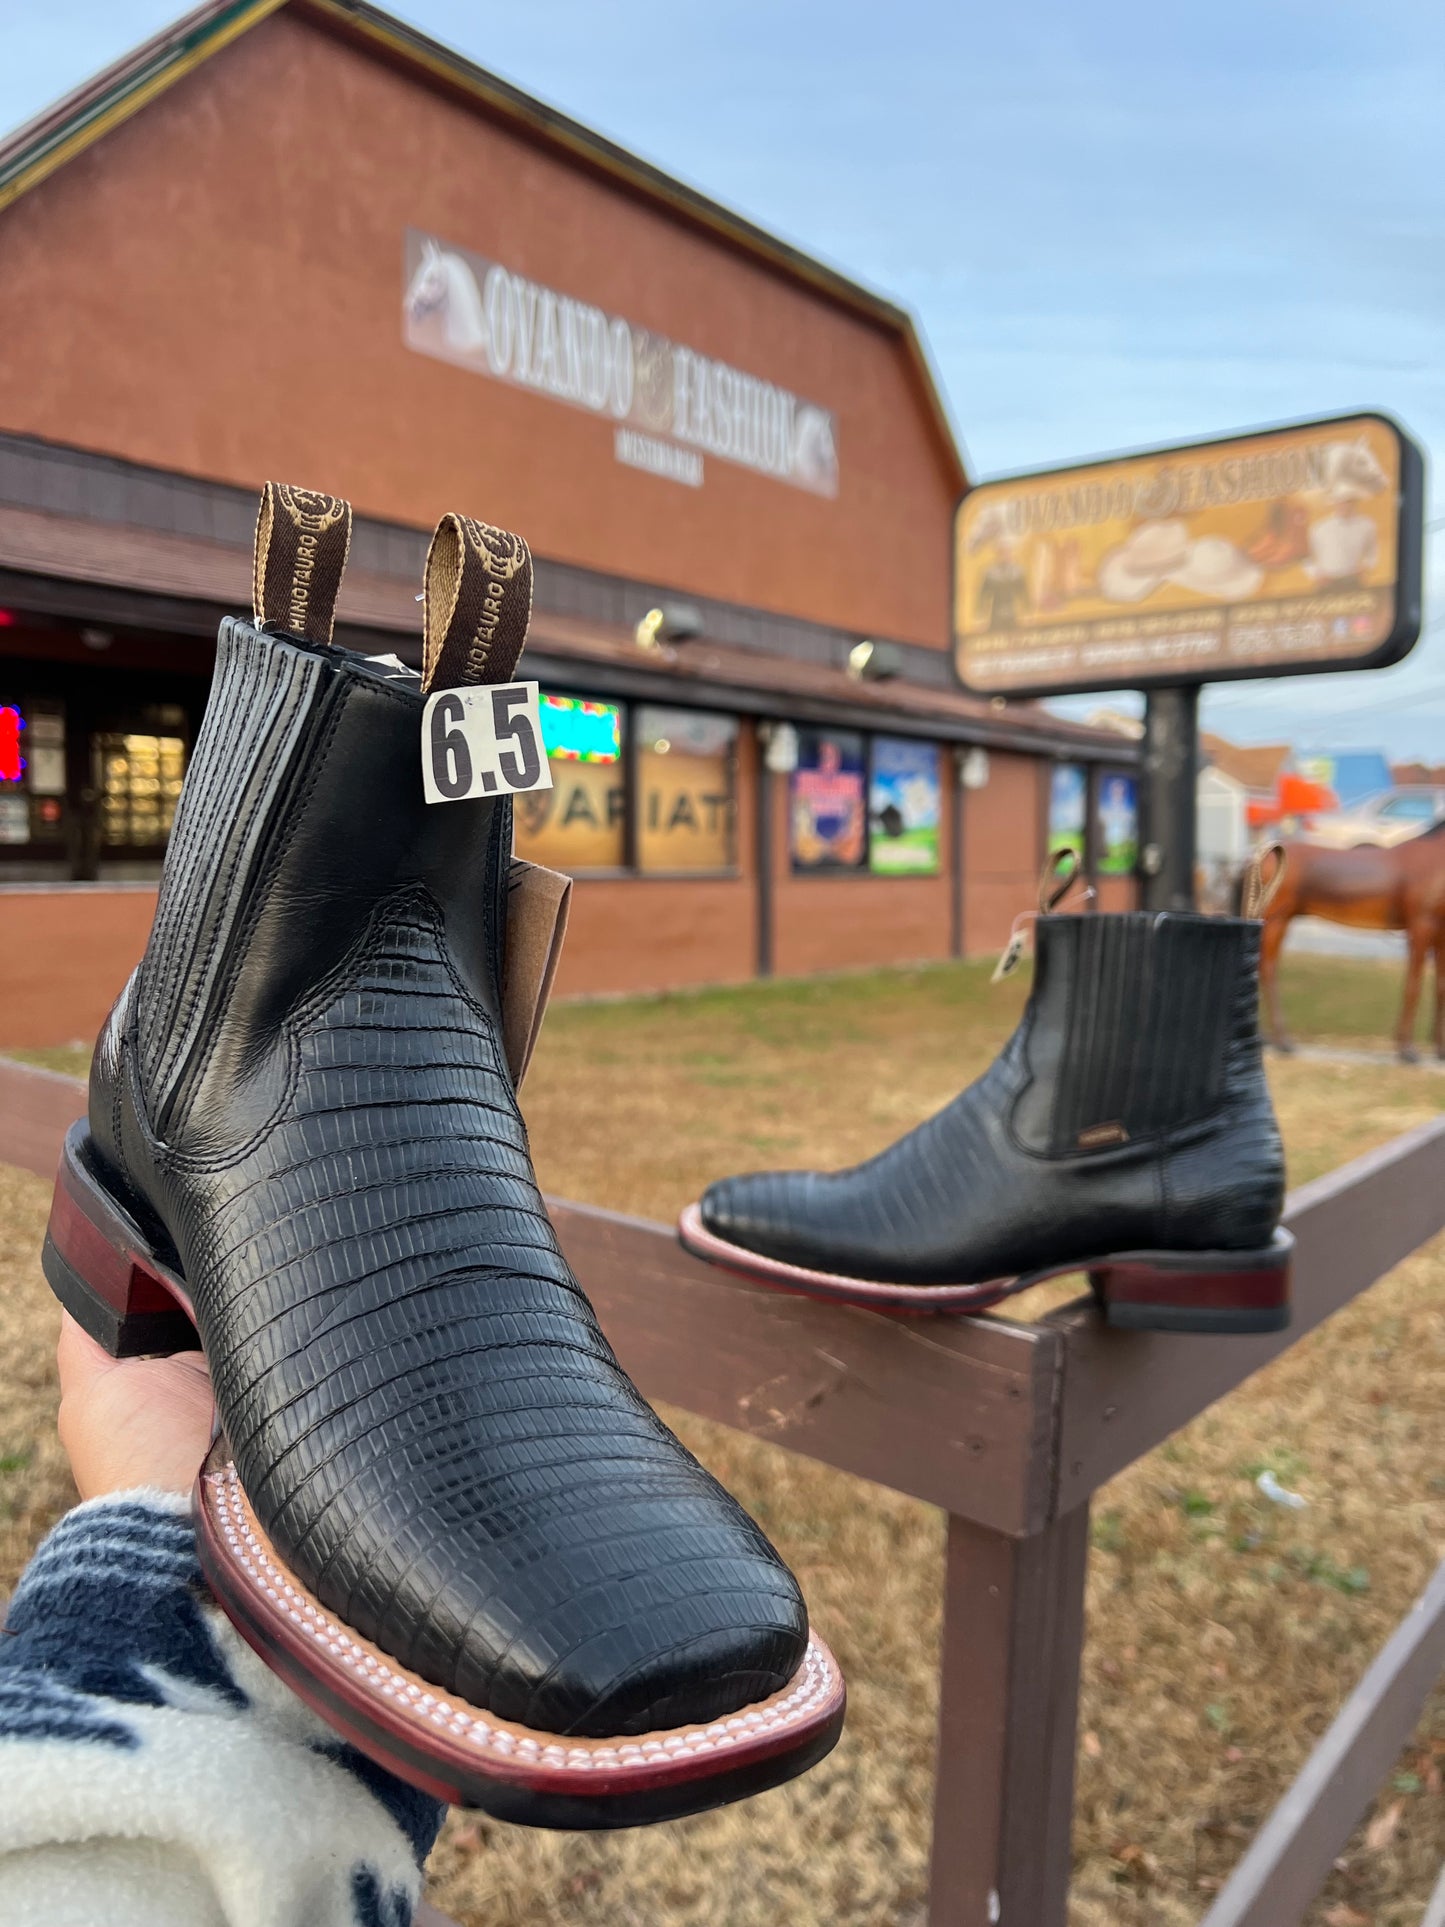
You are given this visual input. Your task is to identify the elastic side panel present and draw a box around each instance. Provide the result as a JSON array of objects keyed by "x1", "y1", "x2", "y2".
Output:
[
  {"x1": 1051, "y1": 916, "x2": 1136, "y2": 1152},
  {"x1": 136, "y1": 620, "x2": 326, "y2": 1108},
  {"x1": 1127, "y1": 918, "x2": 1244, "y2": 1139},
  {"x1": 1046, "y1": 915, "x2": 1248, "y2": 1154}
]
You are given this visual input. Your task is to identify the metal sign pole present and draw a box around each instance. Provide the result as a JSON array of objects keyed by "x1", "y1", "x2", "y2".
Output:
[{"x1": 1140, "y1": 685, "x2": 1198, "y2": 912}]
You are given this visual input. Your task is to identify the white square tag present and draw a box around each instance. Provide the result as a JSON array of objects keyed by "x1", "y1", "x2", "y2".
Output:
[{"x1": 421, "y1": 682, "x2": 554, "y2": 805}]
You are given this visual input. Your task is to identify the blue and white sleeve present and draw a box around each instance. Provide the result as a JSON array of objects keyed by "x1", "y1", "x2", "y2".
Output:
[{"x1": 0, "y1": 1491, "x2": 446, "y2": 1927}]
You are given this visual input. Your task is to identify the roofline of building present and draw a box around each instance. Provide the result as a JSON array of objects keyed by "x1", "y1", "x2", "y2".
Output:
[
  {"x1": 0, "y1": 0, "x2": 286, "y2": 215},
  {"x1": 0, "y1": 0, "x2": 968, "y2": 491}
]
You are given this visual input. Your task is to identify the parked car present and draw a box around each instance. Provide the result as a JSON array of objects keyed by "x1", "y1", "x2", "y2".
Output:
[{"x1": 1305, "y1": 786, "x2": 1445, "y2": 849}]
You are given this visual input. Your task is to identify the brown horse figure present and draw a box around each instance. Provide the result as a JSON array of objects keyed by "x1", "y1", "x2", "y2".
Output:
[{"x1": 1260, "y1": 824, "x2": 1445, "y2": 1061}]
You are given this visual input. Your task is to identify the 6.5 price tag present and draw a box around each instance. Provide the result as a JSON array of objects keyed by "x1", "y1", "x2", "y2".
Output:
[{"x1": 421, "y1": 682, "x2": 553, "y2": 805}]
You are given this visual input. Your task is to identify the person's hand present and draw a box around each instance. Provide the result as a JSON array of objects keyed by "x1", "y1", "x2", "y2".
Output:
[{"x1": 56, "y1": 1312, "x2": 214, "y2": 1500}]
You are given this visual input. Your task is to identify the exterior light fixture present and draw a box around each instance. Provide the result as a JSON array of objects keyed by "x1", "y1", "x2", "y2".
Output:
[
  {"x1": 634, "y1": 603, "x2": 704, "y2": 652},
  {"x1": 959, "y1": 746, "x2": 991, "y2": 790},
  {"x1": 847, "y1": 638, "x2": 902, "y2": 682},
  {"x1": 760, "y1": 720, "x2": 799, "y2": 774}
]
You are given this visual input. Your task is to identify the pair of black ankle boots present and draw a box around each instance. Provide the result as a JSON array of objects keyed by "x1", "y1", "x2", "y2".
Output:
[{"x1": 41, "y1": 483, "x2": 1289, "y2": 1829}]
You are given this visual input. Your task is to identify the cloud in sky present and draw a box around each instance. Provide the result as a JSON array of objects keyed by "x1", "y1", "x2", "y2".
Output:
[{"x1": 4, "y1": 0, "x2": 1442, "y2": 753}]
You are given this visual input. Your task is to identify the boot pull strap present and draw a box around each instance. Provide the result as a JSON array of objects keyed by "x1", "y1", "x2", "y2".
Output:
[
  {"x1": 422, "y1": 514, "x2": 534, "y2": 694},
  {"x1": 994, "y1": 850, "x2": 1096, "y2": 984},
  {"x1": 1241, "y1": 842, "x2": 1287, "y2": 920},
  {"x1": 252, "y1": 482, "x2": 353, "y2": 646},
  {"x1": 1038, "y1": 846, "x2": 1096, "y2": 916}
]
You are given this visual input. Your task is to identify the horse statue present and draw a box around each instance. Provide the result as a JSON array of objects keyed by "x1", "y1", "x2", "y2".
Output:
[
  {"x1": 403, "y1": 236, "x2": 489, "y2": 359},
  {"x1": 1259, "y1": 824, "x2": 1445, "y2": 1061}
]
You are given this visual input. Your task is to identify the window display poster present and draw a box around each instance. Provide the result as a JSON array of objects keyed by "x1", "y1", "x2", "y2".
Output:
[
  {"x1": 1048, "y1": 763, "x2": 1088, "y2": 856},
  {"x1": 790, "y1": 728, "x2": 866, "y2": 871},
  {"x1": 537, "y1": 694, "x2": 621, "y2": 762},
  {"x1": 868, "y1": 737, "x2": 941, "y2": 875},
  {"x1": 637, "y1": 707, "x2": 737, "y2": 873},
  {"x1": 514, "y1": 694, "x2": 626, "y2": 870},
  {"x1": 1096, "y1": 771, "x2": 1139, "y2": 875}
]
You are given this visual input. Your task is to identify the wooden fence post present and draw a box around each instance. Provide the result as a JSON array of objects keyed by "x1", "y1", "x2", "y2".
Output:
[{"x1": 929, "y1": 1504, "x2": 1091, "y2": 1926}]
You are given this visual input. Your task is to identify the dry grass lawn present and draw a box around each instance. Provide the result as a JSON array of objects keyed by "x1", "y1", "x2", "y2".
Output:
[{"x1": 2, "y1": 951, "x2": 1442, "y2": 1925}]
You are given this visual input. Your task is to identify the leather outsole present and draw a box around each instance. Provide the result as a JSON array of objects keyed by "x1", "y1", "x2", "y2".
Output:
[
  {"x1": 197, "y1": 1455, "x2": 845, "y2": 1828},
  {"x1": 678, "y1": 1202, "x2": 1294, "y2": 1331},
  {"x1": 678, "y1": 1202, "x2": 1023, "y2": 1312}
]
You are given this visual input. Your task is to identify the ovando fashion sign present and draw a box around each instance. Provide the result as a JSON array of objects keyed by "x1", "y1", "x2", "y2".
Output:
[{"x1": 403, "y1": 229, "x2": 839, "y2": 498}]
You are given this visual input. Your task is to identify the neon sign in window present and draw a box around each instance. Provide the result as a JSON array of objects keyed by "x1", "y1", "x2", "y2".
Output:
[
  {"x1": 537, "y1": 695, "x2": 621, "y2": 764},
  {"x1": 0, "y1": 706, "x2": 25, "y2": 785}
]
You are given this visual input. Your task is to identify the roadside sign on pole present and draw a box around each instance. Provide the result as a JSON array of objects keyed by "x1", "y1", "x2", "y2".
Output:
[{"x1": 953, "y1": 412, "x2": 1425, "y2": 699}]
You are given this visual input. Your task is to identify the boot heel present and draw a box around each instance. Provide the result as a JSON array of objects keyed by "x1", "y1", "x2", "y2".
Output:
[
  {"x1": 42, "y1": 1124, "x2": 199, "y2": 1358},
  {"x1": 1090, "y1": 1229, "x2": 1293, "y2": 1334}
]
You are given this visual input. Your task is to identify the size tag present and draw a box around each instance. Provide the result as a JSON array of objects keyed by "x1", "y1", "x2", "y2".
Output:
[{"x1": 421, "y1": 682, "x2": 553, "y2": 805}]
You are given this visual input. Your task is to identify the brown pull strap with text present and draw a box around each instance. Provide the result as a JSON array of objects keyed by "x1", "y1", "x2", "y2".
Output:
[
  {"x1": 422, "y1": 514, "x2": 534, "y2": 693},
  {"x1": 252, "y1": 482, "x2": 353, "y2": 646},
  {"x1": 1038, "y1": 846, "x2": 1096, "y2": 915}
]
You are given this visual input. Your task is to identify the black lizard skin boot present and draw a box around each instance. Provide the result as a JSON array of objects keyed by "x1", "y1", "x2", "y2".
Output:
[
  {"x1": 680, "y1": 897, "x2": 1292, "y2": 1331},
  {"x1": 43, "y1": 486, "x2": 842, "y2": 1825}
]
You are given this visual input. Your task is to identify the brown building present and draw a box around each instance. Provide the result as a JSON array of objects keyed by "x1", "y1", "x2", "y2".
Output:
[{"x1": 0, "y1": 0, "x2": 1135, "y2": 1047}]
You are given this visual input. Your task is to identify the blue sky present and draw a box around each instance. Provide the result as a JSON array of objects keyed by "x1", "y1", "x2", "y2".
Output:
[{"x1": 4, "y1": 0, "x2": 1444, "y2": 757}]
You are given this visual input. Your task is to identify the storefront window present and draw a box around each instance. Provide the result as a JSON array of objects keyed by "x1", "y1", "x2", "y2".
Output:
[
  {"x1": 0, "y1": 703, "x2": 26, "y2": 847},
  {"x1": 1047, "y1": 762, "x2": 1088, "y2": 858},
  {"x1": 636, "y1": 707, "x2": 737, "y2": 874},
  {"x1": 513, "y1": 693, "x2": 626, "y2": 871},
  {"x1": 1096, "y1": 770, "x2": 1139, "y2": 875},
  {"x1": 95, "y1": 731, "x2": 186, "y2": 848},
  {"x1": 0, "y1": 698, "x2": 67, "y2": 849},
  {"x1": 868, "y1": 737, "x2": 941, "y2": 875},
  {"x1": 790, "y1": 727, "x2": 866, "y2": 872}
]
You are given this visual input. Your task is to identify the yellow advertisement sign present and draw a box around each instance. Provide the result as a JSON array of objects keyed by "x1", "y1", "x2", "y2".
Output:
[{"x1": 954, "y1": 413, "x2": 1422, "y2": 696}]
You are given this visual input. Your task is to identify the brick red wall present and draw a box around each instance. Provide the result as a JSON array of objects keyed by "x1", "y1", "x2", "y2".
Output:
[
  {"x1": 0, "y1": 889, "x2": 155, "y2": 1049},
  {"x1": 960, "y1": 752, "x2": 1044, "y2": 955},
  {"x1": 0, "y1": 11, "x2": 958, "y2": 651},
  {"x1": 0, "y1": 743, "x2": 1131, "y2": 1038},
  {"x1": 549, "y1": 730, "x2": 759, "y2": 997},
  {"x1": 768, "y1": 755, "x2": 955, "y2": 978}
]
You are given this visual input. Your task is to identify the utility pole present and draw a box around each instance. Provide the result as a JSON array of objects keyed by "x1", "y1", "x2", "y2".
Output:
[{"x1": 1140, "y1": 685, "x2": 1198, "y2": 912}]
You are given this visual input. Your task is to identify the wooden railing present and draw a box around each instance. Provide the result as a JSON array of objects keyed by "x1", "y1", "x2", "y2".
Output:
[{"x1": 3, "y1": 1055, "x2": 1443, "y2": 1926}]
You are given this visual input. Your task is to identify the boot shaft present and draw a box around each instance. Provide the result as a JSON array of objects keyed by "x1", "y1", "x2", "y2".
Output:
[
  {"x1": 136, "y1": 621, "x2": 512, "y2": 1143},
  {"x1": 124, "y1": 490, "x2": 538, "y2": 1146},
  {"x1": 1013, "y1": 910, "x2": 1265, "y2": 1159}
]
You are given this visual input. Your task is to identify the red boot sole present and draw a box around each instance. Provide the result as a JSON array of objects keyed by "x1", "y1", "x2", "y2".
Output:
[
  {"x1": 196, "y1": 1449, "x2": 844, "y2": 1828},
  {"x1": 42, "y1": 1125, "x2": 846, "y2": 1824},
  {"x1": 677, "y1": 1203, "x2": 1293, "y2": 1334},
  {"x1": 42, "y1": 1124, "x2": 201, "y2": 1356}
]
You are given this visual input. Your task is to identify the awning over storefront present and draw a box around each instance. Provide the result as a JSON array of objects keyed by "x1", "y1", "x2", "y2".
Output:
[{"x1": 0, "y1": 433, "x2": 1134, "y2": 765}]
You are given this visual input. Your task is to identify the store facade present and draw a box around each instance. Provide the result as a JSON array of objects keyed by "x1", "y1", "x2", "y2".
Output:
[{"x1": 0, "y1": 0, "x2": 1135, "y2": 1046}]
